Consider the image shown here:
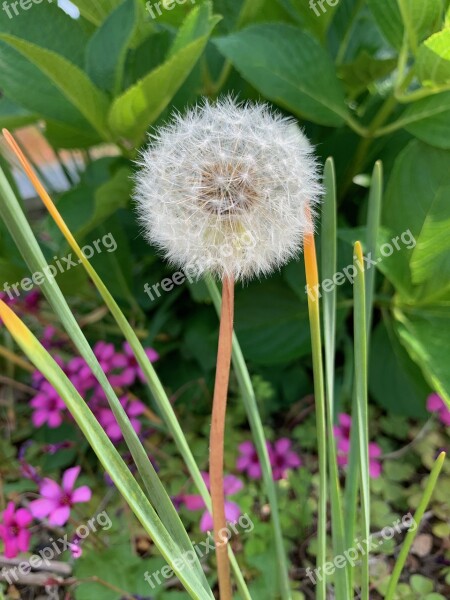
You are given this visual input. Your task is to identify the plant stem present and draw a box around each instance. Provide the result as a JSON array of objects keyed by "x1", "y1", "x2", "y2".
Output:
[
  {"x1": 210, "y1": 276, "x2": 234, "y2": 600},
  {"x1": 304, "y1": 228, "x2": 327, "y2": 600}
]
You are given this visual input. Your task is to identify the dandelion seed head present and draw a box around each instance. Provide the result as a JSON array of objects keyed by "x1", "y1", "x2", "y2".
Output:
[{"x1": 134, "y1": 97, "x2": 322, "y2": 281}]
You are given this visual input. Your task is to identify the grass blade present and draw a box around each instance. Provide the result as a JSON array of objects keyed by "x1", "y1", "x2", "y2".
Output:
[
  {"x1": 365, "y1": 161, "x2": 382, "y2": 338},
  {"x1": 0, "y1": 301, "x2": 214, "y2": 600},
  {"x1": 304, "y1": 227, "x2": 327, "y2": 600},
  {"x1": 0, "y1": 164, "x2": 213, "y2": 597},
  {"x1": 320, "y1": 158, "x2": 350, "y2": 597},
  {"x1": 205, "y1": 276, "x2": 292, "y2": 600},
  {"x1": 1, "y1": 130, "x2": 251, "y2": 600},
  {"x1": 353, "y1": 241, "x2": 370, "y2": 600},
  {"x1": 385, "y1": 452, "x2": 446, "y2": 600}
]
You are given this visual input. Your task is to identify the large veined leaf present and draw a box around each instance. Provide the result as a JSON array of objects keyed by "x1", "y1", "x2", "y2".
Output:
[
  {"x1": 108, "y1": 2, "x2": 220, "y2": 143},
  {"x1": 0, "y1": 35, "x2": 110, "y2": 140},
  {"x1": 0, "y1": 301, "x2": 214, "y2": 600},
  {"x1": 0, "y1": 1, "x2": 88, "y2": 67},
  {"x1": 86, "y1": 0, "x2": 139, "y2": 94},
  {"x1": 382, "y1": 140, "x2": 450, "y2": 300},
  {"x1": 417, "y1": 29, "x2": 450, "y2": 85},
  {"x1": 400, "y1": 91, "x2": 450, "y2": 149},
  {"x1": 215, "y1": 24, "x2": 347, "y2": 126}
]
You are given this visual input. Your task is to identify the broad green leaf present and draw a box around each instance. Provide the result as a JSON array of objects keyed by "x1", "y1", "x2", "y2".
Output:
[
  {"x1": 367, "y1": 0, "x2": 442, "y2": 51},
  {"x1": 215, "y1": 24, "x2": 347, "y2": 126},
  {"x1": 417, "y1": 29, "x2": 450, "y2": 85},
  {"x1": 0, "y1": 302, "x2": 214, "y2": 600},
  {"x1": 0, "y1": 41, "x2": 96, "y2": 133},
  {"x1": 382, "y1": 140, "x2": 450, "y2": 300},
  {"x1": 402, "y1": 91, "x2": 450, "y2": 149},
  {"x1": 69, "y1": 0, "x2": 122, "y2": 25},
  {"x1": 44, "y1": 120, "x2": 102, "y2": 149},
  {"x1": 338, "y1": 52, "x2": 397, "y2": 95},
  {"x1": 86, "y1": 0, "x2": 139, "y2": 94},
  {"x1": 369, "y1": 319, "x2": 429, "y2": 418},
  {"x1": 108, "y1": 2, "x2": 220, "y2": 143},
  {"x1": 0, "y1": 1, "x2": 88, "y2": 67},
  {"x1": 276, "y1": 0, "x2": 338, "y2": 40},
  {"x1": 393, "y1": 307, "x2": 450, "y2": 408},
  {"x1": 0, "y1": 97, "x2": 37, "y2": 130},
  {"x1": 0, "y1": 35, "x2": 111, "y2": 139}
]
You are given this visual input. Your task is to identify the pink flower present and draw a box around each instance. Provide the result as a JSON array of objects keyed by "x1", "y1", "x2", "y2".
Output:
[
  {"x1": 426, "y1": 393, "x2": 450, "y2": 427},
  {"x1": 183, "y1": 472, "x2": 243, "y2": 532},
  {"x1": 334, "y1": 413, "x2": 382, "y2": 478},
  {"x1": 93, "y1": 341, "x2": 132, "y2": 388},
  {"x1": 30, "y1": 382, "x2": 66, "y2": 428},
  {"x1": 236, "y1": 441, "x2": 263, "y2": 479},
  {"x1": 97, "y1": 396, "x2": 146, "y2": 442},
  {"x1": 268, "y1": 438, "x2": 302, "y2": 481},
  {"x1": 122, "y1": 342, "x2": 159, "y2": 384},
  {"x1": 24, "y1": 289, "x2": 41, "y2": 311},
  {"x1": 0, "y1": 502, "x2": 33, "y2": 558},
  {"x1": 236, "y1": 439, "x2": 302, "y2": 481},
  {"x1": 29, "y1": 466, "x2": 92, "y2": 526}
]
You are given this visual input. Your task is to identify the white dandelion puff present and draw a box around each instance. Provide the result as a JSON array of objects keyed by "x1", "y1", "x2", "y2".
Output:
[{"x1": 134, "y1": 97, "x2": 322, "y2": 281}]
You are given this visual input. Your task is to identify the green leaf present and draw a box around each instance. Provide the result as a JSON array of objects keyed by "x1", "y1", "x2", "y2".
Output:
[
  {"x1": 417, "y1": 29, "x2": 450, "y2": 85},
  {"x1": 382, "y1": 140, "x2": 450, "y2": 298},
  {"x1": 369, "y1": 319, "x2": 429, "y2": 418},
  {"x1": 401, "y1": 90, "x2": 450, "y2": 149},
  {"x1": 0, "y1": 35, "x2": 111, "y2": 139},
  {"x1": 86, "y1": 0, "x2": 139, "y2": 94},
  {"x1": 108, "y1": 2, "x2": 220, "y2": 143},
  {"x1": 338, "y1": 52, "x2": 397, "y2": 95},
  {"x1": 214, "y1": 24, "x2": 347, "y2": 126},
  {"x1": 0, "y1": 97, "x2": 37, "y2": 130},
  {"x1": 276, "y1": 0, "x2": 338, "y2": 40},
  {"x1": 0, "y1": 303, "x2": 213, "y2": 600},
  {"x1": 69, "y1": 0, "x2": 122, "y2": 25},
  {"x1": 366, "y1": 0, "x2": 403, "y2": 50},
  {"x1": 234, "y1": 277, "x2": 310, "y2": 365},
  {"x1": 0, "y1": 1, "x2": 89, "y2": 67}
]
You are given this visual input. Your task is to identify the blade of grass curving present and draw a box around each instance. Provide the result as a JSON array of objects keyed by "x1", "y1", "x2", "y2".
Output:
[
  {"x1": 1, "y1": 130, "x2": 251, "y2": 600},
  {"x1": 365, "y1": 161, "x2": 382, "y2": 339},
  {"x1": 304, "y1": 227, "x2": 327, "y2": 600},
  {"x1": 0, "y1": 301, "x2": 214, "y2": 600},
  {"x1": 0, "y1": 166, "x2": 212, "y2": 597},
  {"x1": 353, "y1": 242, "x2": 370, "y2": 600},
  {"x1": 205, "y1": 275, "x2": 292, "y2": 600},
  {"x1": 385, "y1": 452, "x2": 446, "y2": 600},
  {"x1": 320, "y1": 158, "x2": 350, "y2": 598}
]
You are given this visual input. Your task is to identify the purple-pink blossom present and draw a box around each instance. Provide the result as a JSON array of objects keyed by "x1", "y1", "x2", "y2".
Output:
[
  {"x1": 334, "y1": 413, "x2": 382, "y2": 478},
  {"x1": 30, "y1": 381, "x2": 66, "y2": 428},
  {"x1": 97, "y1": 395, "x2": 146, "y2": 442},
  {"x1": 236, "y1": 438, "x2": 301, "y2": 481},
  {"x1": 122, "y1": 342, "x2": 159, "y2": 384},
  {"x1": 29, "y1": 466, "x2": 92, "y2": 526},
  {"x1": 182, "y1": 472, "x2": 243, "y2": 532},
  {"x1": 0, "y1": 502, "x2": 33, "y2": 558},
  {"x1": 427, "y1": 393, "x2": 450, "y2": 427}
]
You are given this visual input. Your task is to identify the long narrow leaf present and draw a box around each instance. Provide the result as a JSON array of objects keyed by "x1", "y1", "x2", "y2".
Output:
[
  {"x1": 365, "y1": 161, "x2": 383, "y2": 338},
  {"x1": 205, "y1": 276, "x2": 292, "y2": 600},
  {"x1": 353, "y1": 241, "x2": 370, "y2": 600},
  {"x1": 0, "y1": 165, "x2": 212, "y2": 597},
  {"x1": 320, "y1": 158, "x2": 350, "y2": 598},
  {"x1": 1, "y1": 130, "x2": 251, "y2": 600},
  {"x1": 0, "y1": 301, "x2": 213, "y2": 600}
]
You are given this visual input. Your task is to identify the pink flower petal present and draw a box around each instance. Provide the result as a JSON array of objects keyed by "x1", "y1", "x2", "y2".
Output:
[
  {"x1": 223, "y1": 475, "x2": 243, "y2": 496},
  {"x1": 200, "y1": 510, "x2": 213, "y2": 533},
  {"x1": 247, "y1": 463, "x2": 262, "y2": 479},
  {"x1": 62, "y1": 466, "x2": 81, "y2": 492},
  {"x1": 48, "y1": 505, "x2": 71, "y2": 526},
  {"x1": 29, "y1": 498, "x2": 57, "y2": 519},
  {"x1": 427, "y1": 393, "x2": 444, "y2": 413},
  {"x1": 71, "y1": 486, "x2": 92, "y2": 504},
  {"x1": 439, "y1": 408, "x2": 450, "y2": 426},
  {"x1": 274, "y1": 438, "x2": 291, "y2": 453},
  {"x1": 238, "y1": 441, "x2": 255, "y2": 455},
  {"x1": 224, "y1": 501, "x2": 241, "y2": 524},
  {"x1": 4, "y1": 537, "x2": 18, "y2": 559},
  {"x1": 369, "y1": 460, "x2": 382, "y2": 479},
  {"x1": 2, "y1": 502, "x2": 15, "y2": 525},
  {"x1": 183, "y1": 495, "x2": 205, "y2": 511},
  {"x1": 368, "y1": 442, "x2": 382, "y2": 458},
  {"x1": 145, "y1": 348, "x2": 159, "y2": 363},
  {"x1": 15, "y1": 508, "x2": 33, "y2": 527},
  {"x1": 16, "y1": 529, "x2": 31, "y2": 553}
]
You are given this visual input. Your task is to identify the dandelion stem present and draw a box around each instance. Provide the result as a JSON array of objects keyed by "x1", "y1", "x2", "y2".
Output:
[{"x1": 210, "y1": 276, "x2": 234, "y2": 600}]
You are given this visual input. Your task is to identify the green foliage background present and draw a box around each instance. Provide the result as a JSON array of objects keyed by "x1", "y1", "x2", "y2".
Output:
[{"x1": 1, "y1": 0, "x2": 450, "y2": 420}]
